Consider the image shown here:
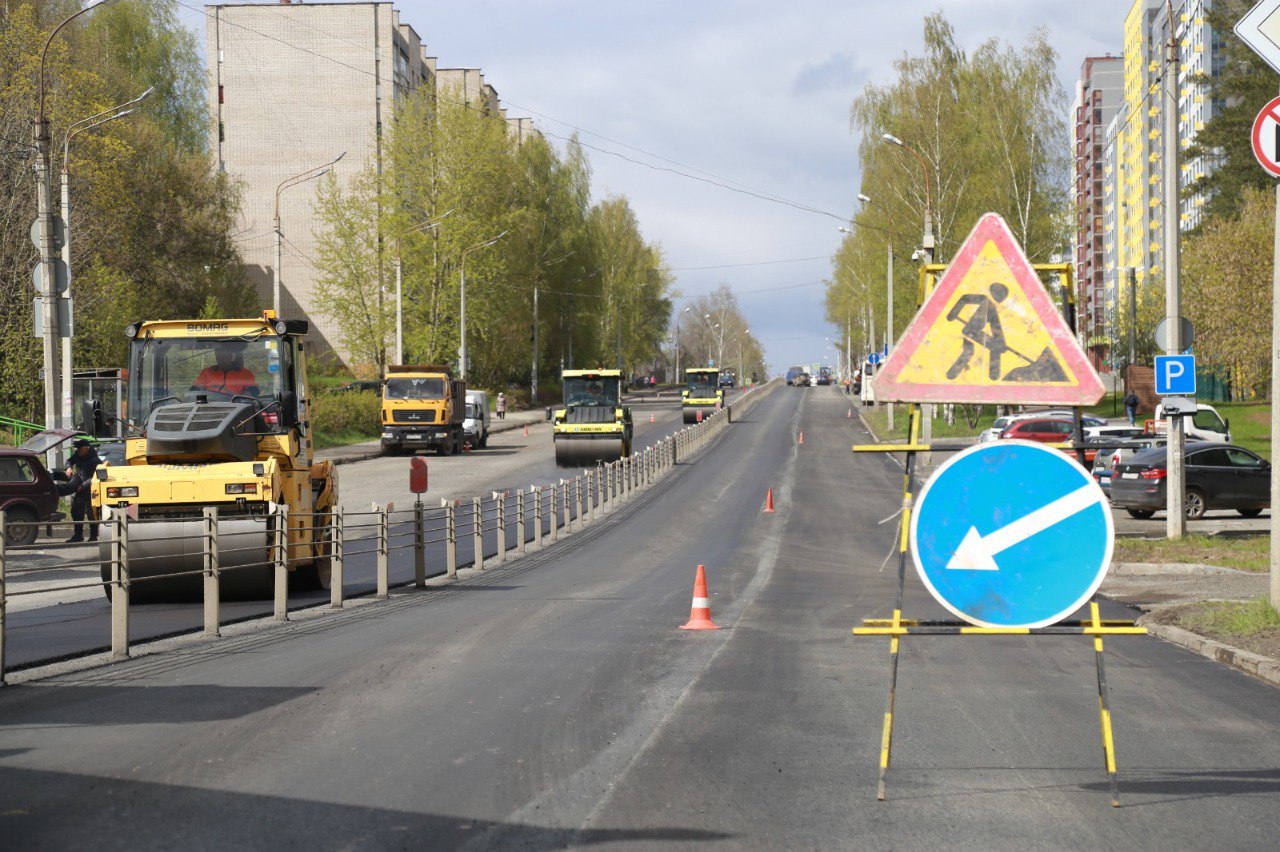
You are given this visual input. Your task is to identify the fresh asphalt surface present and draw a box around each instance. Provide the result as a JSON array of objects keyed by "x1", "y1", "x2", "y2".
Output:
[
  {"x1": 2, "y1": 395, "x2": 722, "y2": 669},
  {"x1": 2, "y1": 388, "x2": 1279, "y2": 848}
]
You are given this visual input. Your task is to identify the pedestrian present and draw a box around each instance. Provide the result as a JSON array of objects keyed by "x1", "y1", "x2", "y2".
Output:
[
  {"x1": 496, "y1": 392, "x2": 507, "y2": 420},
  {"x1": 58, "y1": 439, "x2": 102, "y2": 543},
  {"x1": 1123, "y1": 389, "x2": 1139, "y2": 426}
]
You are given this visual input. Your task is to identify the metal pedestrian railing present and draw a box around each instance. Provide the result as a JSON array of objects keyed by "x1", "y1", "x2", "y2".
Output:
[{"x1": 0, "y1": 379, "x2": 780, "y2": 683}]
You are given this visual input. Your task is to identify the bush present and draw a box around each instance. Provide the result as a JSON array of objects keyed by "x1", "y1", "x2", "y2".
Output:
[{"x1": 311, "y1": 390, "x2": 381, "y2": 447}]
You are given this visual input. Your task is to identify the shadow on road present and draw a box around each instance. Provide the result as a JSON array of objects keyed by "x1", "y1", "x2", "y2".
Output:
[{"x1": 0, "y1": 684, "x2": 315, "y2": 728}]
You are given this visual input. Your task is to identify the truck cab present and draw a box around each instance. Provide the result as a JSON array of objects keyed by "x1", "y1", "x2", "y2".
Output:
[
  {"x1": 1150, "y1": 402, "x2": 1231, "y2": 444},
  {"x1": 381, "y1": 365, "x2": 466, "y2": 455}
]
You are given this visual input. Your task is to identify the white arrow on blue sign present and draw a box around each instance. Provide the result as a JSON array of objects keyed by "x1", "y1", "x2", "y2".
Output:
[
  {"x1": 1154, "y1": 354, "x2": 1196, "y2": 396},
  {"x1": 910, "y1": 440, "x2": 1114, "y2": 629}
]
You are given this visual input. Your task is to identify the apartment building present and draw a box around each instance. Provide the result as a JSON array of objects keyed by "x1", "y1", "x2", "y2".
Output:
[
  {"x1": 207, "y1": 2, "x2": 533, "y2": 364},
  {"x1": 1072, "y1": 55, "x2": 1123, "y2": 365}
]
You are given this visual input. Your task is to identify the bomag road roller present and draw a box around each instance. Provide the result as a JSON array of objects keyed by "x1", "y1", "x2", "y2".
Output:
[
  {"x1": 552, "y1": 369, "x2": 633, "y2": 467},
  {"x1": 682, "y1": 367, "x2": 724, "y2": 423},
  {"x1": 91, "y1": 312, "x2": 337, "y2": 602}
]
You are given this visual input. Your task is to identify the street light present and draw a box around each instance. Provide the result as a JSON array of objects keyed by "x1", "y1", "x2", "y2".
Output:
[
  {"x1": 34, "y1": 0, "x2": 120, "y2": 437},
  {"x1": 881, "y1": 133, "x2": 934, "y2": 264},
  {"x1": 59, "y1": 87, "x2": 153, "y2": 430},
  {"x1": 458, "y1": 230, "x2": 508, "y2": 382},
  {"x1": 274, "y1": 151, "x2": 345, "y2": 314},
  {"x1": 392, "y1": 210, "x2": 453, "y2": 366}
]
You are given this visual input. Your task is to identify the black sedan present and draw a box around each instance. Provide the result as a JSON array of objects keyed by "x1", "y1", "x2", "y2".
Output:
[{"x1": 1110, "y1": 442, "x2": 1270, "y2": 520}]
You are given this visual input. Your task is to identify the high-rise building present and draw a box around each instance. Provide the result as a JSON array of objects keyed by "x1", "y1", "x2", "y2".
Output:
[
  {"x1": 1072, "y1": 55, "x2": 1123, "y2": 365},
  {"x1": 207, "y1": 2, "x2": 533, "y2": 364}
]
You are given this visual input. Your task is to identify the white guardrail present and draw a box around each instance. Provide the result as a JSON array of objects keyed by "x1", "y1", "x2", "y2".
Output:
[{"x1": 0, "y1": 379, "x2": 779, "y2": 682}]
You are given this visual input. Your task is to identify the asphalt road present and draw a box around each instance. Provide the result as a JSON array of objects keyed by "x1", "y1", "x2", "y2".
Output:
[
  {"x1": 1, "y1": 387, "x2": 1278, "y2": 849},
  {"x1": 1, "y1": 394, "x2": 730, "y2": 669}
]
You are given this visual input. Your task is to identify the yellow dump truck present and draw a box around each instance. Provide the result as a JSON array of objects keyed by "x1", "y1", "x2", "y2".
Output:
[
  {"x1": 380, "y1": 365, "x2": 466, "y2": 456},
  {"x1": 552, "y1": 369, "x2": 632, "y2": 467},
  {"x1": 92, "y1": 312, "x2": 337, "y2": 602},
  {"x1": 682, "y1": 367, "x2": 724, "y2": 423}
]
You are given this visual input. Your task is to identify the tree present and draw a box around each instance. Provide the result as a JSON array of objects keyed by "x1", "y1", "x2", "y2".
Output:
[
  {"x1": 1183, "y1": 186, "x2": 1272, "y2": 396},
  {"x1": 1183, "y1": 0, "x2": 1280, "y2": 225}
]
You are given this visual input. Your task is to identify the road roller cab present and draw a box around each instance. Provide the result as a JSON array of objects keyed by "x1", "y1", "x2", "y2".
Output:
[
  {"x1": 552, "y1": 370, "x2": 633, "y2": 467},
  {"x1": 380, "y1": 365, "x2": 466, "y2": 455},
  {"x1": 682, "y1": 368, "x2": 724, "y2": 423},
  {"x1": 91, "y1": 312, "x2": 338, "y2": 601}
]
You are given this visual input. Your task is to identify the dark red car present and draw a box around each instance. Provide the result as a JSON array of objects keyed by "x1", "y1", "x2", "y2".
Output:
[
  {"x1": 999, "y1": 418, "x2": 1076, "y2": 444},
  {"x1": 0, "y1": 448, "x2": 61, "y2": 546}
]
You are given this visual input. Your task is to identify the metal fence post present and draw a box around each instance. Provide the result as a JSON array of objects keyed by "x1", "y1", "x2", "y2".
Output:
[
  {"x1": 517, "y1": 489, "x2": 527, "y2": 554},
  {"x1": 0, "y1": 510, "x2": 7, "y2": 685},
  {"x1": 414, "y1": 501, "x2": 426, "y2": 587},
  {"x1": 111, "y1": 509, "x2": 130, "y2": 660},
  {"x1": 442, "y1": 498, "x2": 457, "y2": 577},
  {"x1": 331, "y1": 506, "x2": 345, "y2": 608},
  {"x1": 493, "y1": 492, "x2": 507, "y2": 564},
  {"x1": 274, "y1": 503, "x2": 289, "y2": 621},
  {"x1": 203, "y1": 506, "x2": 220, "y2": 638},
  {"x1": 473, "y1": 497, "x2": 485, "y2": 571},
  {"x1": 549, "y1": 484, "x2": 560, "y2": 543},
  {"x1": 534, "y1": 486, "x2": 544, "y2": 549},
  {"x1": 376, "y1": 503, "x2": 389, "y2": 598}
]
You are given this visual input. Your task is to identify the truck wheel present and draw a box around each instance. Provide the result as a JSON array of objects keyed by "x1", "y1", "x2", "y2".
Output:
[
  {"x1": 480, "y1": 430, "x2": 489, "y2": 449},
  {"x1": 3, "y1": 507, "x2": 38, "y2": 547}
]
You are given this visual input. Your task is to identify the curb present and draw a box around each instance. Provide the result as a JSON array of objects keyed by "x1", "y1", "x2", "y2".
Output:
[
  {"x1": 1110, "y1": 561, "x2": 1248, "y2": 576},
  {"x1": 1138, "y1": 617, "x2": 1280, "y2": 689}
]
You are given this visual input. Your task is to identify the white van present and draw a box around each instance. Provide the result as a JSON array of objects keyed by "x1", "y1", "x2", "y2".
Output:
[
  {"x1": 1152, "y1": 402, "x2": 1231, "y2": 444},
  {"x1": 463, "y1": 390, "x2": 491, "y2": 448}
]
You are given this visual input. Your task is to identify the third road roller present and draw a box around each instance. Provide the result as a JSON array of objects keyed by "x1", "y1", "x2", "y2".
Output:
[{"x1": 552, "y1": 369, "x2": 633, "y2": 467}]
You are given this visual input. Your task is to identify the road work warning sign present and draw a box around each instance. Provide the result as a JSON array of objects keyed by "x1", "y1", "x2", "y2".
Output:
[{"x1": 874, "y1": 213, "x2": 1104, "y2": 406}]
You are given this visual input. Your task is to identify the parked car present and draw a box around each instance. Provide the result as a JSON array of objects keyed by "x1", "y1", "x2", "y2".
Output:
[
  {"x1": 1076, "y1": 425, "x2": 1146, "y2": 465},
  {"x1": 979, "y1": 410, "x2": 1106, "y2": 443},
  {"x1": 0, "y1": 429, "x2": 89, "y2": 547},
  {"x1": 1110, "y1": 442, "x2": 1270, "y2": 520},
  {"x1": 718, "y1": 370, "x2": 736, "y2": 388},
  {"x1": 463, "y1": 390, "x2": 491, "y2": 449},
  {"x1": 1091, "y1": 436, "x2": 1165, "y2": 494},
  {"x1": 998, "y1": 418, "x2": 1077, "y2": 444}
]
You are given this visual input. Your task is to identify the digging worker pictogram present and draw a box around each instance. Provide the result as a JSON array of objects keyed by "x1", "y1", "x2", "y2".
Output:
[{"x1": 945, "y1": 282, "x2": 1011, "y2": 381}]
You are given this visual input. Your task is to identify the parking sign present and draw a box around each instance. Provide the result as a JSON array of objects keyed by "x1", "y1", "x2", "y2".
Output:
[{"x1": 1154, "y1": 354, "x2": 1196, "y2": 396}]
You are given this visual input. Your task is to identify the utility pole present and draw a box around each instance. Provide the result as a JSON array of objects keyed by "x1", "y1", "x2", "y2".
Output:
[
  {"x1": 886, "y1": 242, "x2": 895, "y2": 431},
  {"x1": 1127, "y1": 266, "x2": 1137, "y2": 369},
  {"x1": 1272, "y1": 178, "x2": 1280, "y2": 609},
  {"x1": 1162, "y1": 27, "x2": 1186, "y2": 540},
  {"x1": 531, "y1": 286, "x2": 539, "y2": 403}
]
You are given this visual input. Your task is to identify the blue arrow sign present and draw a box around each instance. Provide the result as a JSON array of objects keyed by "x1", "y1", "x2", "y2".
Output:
[
  {"x1": 867, "y1": 352, "x2": 882, "y2": 366},
  {"x1": 910, "y1": 441, "x2": 1114, "y2": 628}
]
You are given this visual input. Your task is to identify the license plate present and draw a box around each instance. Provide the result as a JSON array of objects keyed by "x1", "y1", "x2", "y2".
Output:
[
  {"x1": 407, "y1": 434, "x2": 421, "y2": 440},
  {"x1": 1121, "y1": 472, "x2": 1138, "y2": 479}
]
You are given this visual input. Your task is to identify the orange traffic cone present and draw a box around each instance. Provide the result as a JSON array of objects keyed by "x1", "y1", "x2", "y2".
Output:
[
  {"x1": 696, "y1": 409, "x2": 703, "y2": 423},
  {"x1": 847, "y1": 408, "x2": 852, "y2": 419},
  {"x1": 650, "y1": 413, "x2": 656, "y2": 423},
  {"x1": 523, "y1": 423, "x2": 530, "y2": 437},
  {"x1": 798, "y1": 431, "x2": 804, "y2": 445},
  {"x1": 763, "y1": 488, "x2": 776, "y2": 513},
  {"x1": 680, "y1": 564, "x2": 720, "y2": 630}
]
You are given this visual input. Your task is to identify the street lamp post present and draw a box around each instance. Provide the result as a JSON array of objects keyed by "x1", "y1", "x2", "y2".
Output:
[
  {"x1": 60, "y1": 87, "x2": 153, "y2": 431},
  {"x1": 274, "y1": 151, "x2": 345, "y2": 315},
  {"x1": 34, "y1": 0, "x2": 119, "y2": 440},
  {"x1": 458, "y1": 230, "x2": 508, "y2": 382},
  {"x1": 392, "y1": 211, "x2": 453, "y2": 366}
]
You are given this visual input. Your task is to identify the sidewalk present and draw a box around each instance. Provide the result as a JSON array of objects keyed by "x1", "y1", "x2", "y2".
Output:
[{"x1": 316, "y1": 408, "x2": 547, "y2": 467}]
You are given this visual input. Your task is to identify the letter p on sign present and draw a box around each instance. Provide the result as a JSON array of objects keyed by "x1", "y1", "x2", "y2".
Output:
[{"x1": 1154, "y1": 354, "x2": 1196, "y2": 396}]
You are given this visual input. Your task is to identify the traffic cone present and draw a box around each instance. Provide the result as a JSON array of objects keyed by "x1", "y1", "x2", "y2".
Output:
[
  {"x1": 523, "y1": 423, "x2": 530, "y2": 437},
  {"x1": 798, "y1": 431, "x2": 804, "y2": 445},
  {"x1": 763, "y1": 488, "x2": 776, "y2": 513},
  {"x1": 650, "y1": 413, "x2": 656, "y2": 423},
  {"x1": 847, "y1": 408, "x2": 852, "y2": 419},
  {"x1": 679, "y1": 564, "x2": 720, "y2": 630}
]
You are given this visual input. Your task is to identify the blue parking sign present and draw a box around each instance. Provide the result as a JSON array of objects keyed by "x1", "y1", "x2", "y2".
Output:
[
  {"x1": 1154, "y1": 354, "x2": 1196, "y2": 396},
  {"x1": 911, "y1": 441, "x2": 1114, "y2": 629}
]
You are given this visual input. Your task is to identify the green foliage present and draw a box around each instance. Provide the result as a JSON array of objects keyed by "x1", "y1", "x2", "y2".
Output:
[
  {"x1": 1183, "y1": 187, "x2": 1272, "y2": 396},
  {"x1": 1184, "y1": 0, "x2": 1280, "y2": 224},
  {"x1": 310, "y1": 389, "x2": 381, "y2": 447},
  {"x1": 1180, "y1": 598, "x2": 1280, "y2": 636},
  {"x1": 1113, "y1": 534, "x2": 1269, "y2": 574},
  {"x1": 830, "y1": 14, "x2": 1069, "y2": 357}
]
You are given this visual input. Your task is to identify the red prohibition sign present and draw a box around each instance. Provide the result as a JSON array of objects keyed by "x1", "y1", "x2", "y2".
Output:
[{"x1": 1251, "y1": 95, "x2": 1280, "y2": 178}]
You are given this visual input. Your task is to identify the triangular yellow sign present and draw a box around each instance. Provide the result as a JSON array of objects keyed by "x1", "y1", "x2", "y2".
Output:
[{"x1": 874, "y1": 214, "x2": 1104, "y2": 406}]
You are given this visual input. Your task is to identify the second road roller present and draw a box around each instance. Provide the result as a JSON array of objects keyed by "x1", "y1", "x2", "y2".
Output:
[
  {"x1": 92, "y1": 311, "x2": 337, "y2": 602},
  {"x1": 552, "y1": 369, "x2": 633, "y2": 467}
]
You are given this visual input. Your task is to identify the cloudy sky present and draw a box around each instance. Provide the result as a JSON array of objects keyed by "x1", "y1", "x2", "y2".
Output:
[{"x1": 183, "y1": 1, "x2": 1124, "y2": 373}]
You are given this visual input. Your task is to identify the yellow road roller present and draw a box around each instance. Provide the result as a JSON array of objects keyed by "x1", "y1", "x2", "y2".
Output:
[
  {"x1": 552, "y1": 369, "x2": 632, "y2": 467},
  {"x1": 682, "y1": 367, "x2": 724, "y2": 423},
  {"x1": 92, "y1": 312, "x2": 337, "y2": 602}
]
